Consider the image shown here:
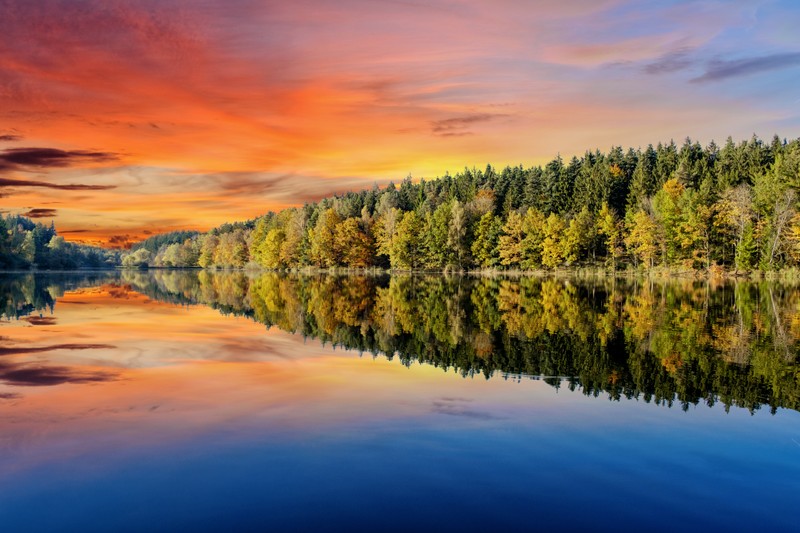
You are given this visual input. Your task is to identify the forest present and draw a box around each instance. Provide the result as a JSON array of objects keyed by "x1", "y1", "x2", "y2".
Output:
[
  {"x1": 0, "y1": 215, "x2": 119, "y2": 270},
  {"x1": 3, "y1": 134, "x2": 800, "y2": 274},
  {"x1": 123, "y1": 134, "x2": 800, "y2": 274}
]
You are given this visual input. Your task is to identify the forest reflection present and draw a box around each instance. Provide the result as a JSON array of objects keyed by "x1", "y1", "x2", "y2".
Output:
[{"x1": 3, "y1": 271, "x2": 800, "y2": 413}]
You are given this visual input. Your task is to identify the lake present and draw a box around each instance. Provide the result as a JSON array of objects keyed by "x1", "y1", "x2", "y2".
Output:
[{"x1": 1, "y1": 271, "x2": 798, "y2": 532}]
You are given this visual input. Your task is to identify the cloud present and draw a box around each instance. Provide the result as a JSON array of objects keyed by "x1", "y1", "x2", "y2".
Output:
[
  {"x1": 60, "y1": 229, "x2": 90, "y2": 233},
  {"x1": 22, "y1": 316, "x2": 58, "y2": 326},
  {"x1": 107, "y1": 235, "x2": 136, "y2": 249},
  {"x1": 430, "y1": 397, "x2": 504, "y2": 420},
  {"x1": 0, "y1": 343, "x2": 116, "y2": 357},
  {"x1": 0, "y1": 342, "x2": 117, "y2": 385},
  {"x1": 0, "y1": 362, "x2": 116, "y2": 387},
  {"x1": 431, "y1": 114, "x2": 500, "y2": 137},
  {"x1": 692, "y1": 52, "x2": 800, "y2": 83},
  {"x1": 643, "y1": 48, "x2": 695, "y2": 75},
  {"x1": 0, "y1": 147, "x2": 117, "y2": 170},
  {"x1": 196, "y1": 171, "x2": 393, "y2": 204},
  {"x1": 21, "y1": 208, "x2": 57, "y2": 218},
  {"x1": 0, "y1": 134, "x2": 22, "y2": 142},
  {"x1": 0, "y1": 178, "x2": 116, "y2": 191}
]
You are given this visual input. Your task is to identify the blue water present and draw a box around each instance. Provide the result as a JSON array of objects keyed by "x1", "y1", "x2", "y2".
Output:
[
  {"x1": 1, "y1": 378, "x2": 797, "y2": 532},
  {"x1": 1, "y1": 272, "x2": 799, "y2": 532}
]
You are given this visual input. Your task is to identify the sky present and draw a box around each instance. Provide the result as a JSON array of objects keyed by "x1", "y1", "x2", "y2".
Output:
[{"x1": 1, "y1": 0, "x2": 799, "y2": 247}]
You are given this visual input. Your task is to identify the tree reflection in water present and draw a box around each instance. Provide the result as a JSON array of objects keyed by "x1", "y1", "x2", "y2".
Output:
[{"x1": 4, "y1": 271, "x2": 799, "y2": 413}]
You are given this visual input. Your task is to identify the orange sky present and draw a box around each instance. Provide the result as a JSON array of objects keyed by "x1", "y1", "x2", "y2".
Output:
[{"x1": 1, "y1": 0, "x2": 799, "y2": 246}]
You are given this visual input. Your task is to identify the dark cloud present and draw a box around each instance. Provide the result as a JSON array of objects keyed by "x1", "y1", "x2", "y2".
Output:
[
  {"x1": 692, "y1": 52, "x2": 800, "y2": 83},
  {"x1": 0, "y1": 177, "x2": 116, "y2": 191},
  {"x1": 0, "y1": 392, "x2": 22, "y2": 400},
  {"x1": 22, "y1": 316, "x2": 58, "y2": 326},
  {"x1": 0, "y1": 343, "x2": 116, "y2": 357},
  {"x1": 431, "y1": 114, "x2": 499, "y2": 136},
  {"x1": 0, "y1": 147, "x2": 117, "y2": 170},
  {"x1": 0, "y1": 362, "x2": 116, "y2": 387},
  {"x1": 21, "y1": 208, "x2": 57, "y2": 218},
  {"x1": 107, "y1": 235, "x2": 136, "y2": 249},
  {"x1": 107, "y1": 284, "x2": 134, "y2": 299},
  {"x1": 643, "y1": 49, "x2": 694, "y2": 75},
  {"x1": 0, "y1": 339, "x2": 117, "y2": 388},
  {"x1": 60, "y1": 229, "x2": 90, "y2": 233},
  {"x1": 0, "y1": 134, "x2": 22, "y2": 142}
]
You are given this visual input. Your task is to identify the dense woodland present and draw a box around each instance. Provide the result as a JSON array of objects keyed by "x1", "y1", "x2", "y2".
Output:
[
  {"x1": 99, "y1": 271, "x2": 800, "y2": 412},
  {"x1": 3, "y1": 134, "x2": 800, "y2": 273},
  {"x1": 125, "y1": 135, "x2": 800, "y2": 273},
  {"x1": 0, "y1": 215, "x2": 119, "y2": 270}
]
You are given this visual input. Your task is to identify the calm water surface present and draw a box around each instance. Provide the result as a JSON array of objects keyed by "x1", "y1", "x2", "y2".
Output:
[{"x1": 0, "y1": 271, "x2": 798, "y2": 532}]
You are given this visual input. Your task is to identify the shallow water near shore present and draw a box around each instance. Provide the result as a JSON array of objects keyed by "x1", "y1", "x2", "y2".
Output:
[{"x1": 1, "y1": 271, "x2": 798, "y2": 532}]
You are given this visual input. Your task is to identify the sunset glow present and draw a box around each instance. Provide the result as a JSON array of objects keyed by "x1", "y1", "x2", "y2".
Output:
[{"x1": 1, "y1": 0, "x2": 799, "y2": 245}]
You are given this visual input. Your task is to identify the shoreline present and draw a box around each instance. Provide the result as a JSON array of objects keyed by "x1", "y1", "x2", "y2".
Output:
[{"x1": 5, "y1": 265, "x2": 800, "y2": 281}]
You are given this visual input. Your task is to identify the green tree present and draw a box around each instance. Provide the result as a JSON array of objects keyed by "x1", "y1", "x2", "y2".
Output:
[
  {"x1": 310, "y1": 208, "x2": 342, "y2": 267},
  {"x1": 471, "y1": 212, "x2": 503, "y2": 268},
  {"x1": 653, "y1": 178, "x2": 686, "y2": 265},
  {"x1": 597, "y1": 203, "x2": 624, "y2": 269},
  {"x1": 563, "y1": 206, "x2": 595, "y2": 264},
  {"x1": 498, "y1": 211, "x2": 524, "y2": 267},
  {"x1": 541, "y1": 213, "x2": 567, "y2": 268},
  {"x1": 198, "y1": 234, "x2": 218, "y2": 268},
  {"x1": 448, "y1": 200, "x2": 469, "y2": 268},
  {"x1": 424, "y1": 202, "x2": 454, "y2": 268},
  {"x1": 625, "y1": 210, "x2": 660, "y2": 268},
  {"x1": 335, "y1": 218, "x2": 374, "y2": 267},
  {"x1": 391, "y1": 211, "x2": 425, "y2": 269},
  {"x1": 20, "y1": 232, "x2": 36, "y2": 266},
  {"x1": 257, "y1": 228, "x2": 287, "y2": 268},
  {"x1": 520, "y1": 208, "x2": 546, "y2": 268}
]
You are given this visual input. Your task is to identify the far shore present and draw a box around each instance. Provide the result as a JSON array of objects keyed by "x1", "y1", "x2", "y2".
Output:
[{"x1": 6, "y1": 265, "x2": 800, "y2": 282}]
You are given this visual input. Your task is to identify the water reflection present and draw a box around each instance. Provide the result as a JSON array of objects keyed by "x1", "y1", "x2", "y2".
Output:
[
  {"x1": 4, "y1": 271, "x2": 798, "y2": 413},
  {"x1": 1, "y1": 272, "x2": 799, "y2": 532},
  {"x1": 125, "y1": 270, "x2": 800, "y2": 413}
]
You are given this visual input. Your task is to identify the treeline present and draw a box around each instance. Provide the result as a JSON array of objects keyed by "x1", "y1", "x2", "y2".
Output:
[
  {"x1": 0, "y1": 215, "x2": 119, "y2": 270},
  {"x1": 128, "y1": 134, "x2": 800, "y2": 272},
  {"x1": 119, "y1": 270, "x2": 800, "y2": 413},
  {"x1": 129, "y1": 230, "x2": 200, "y2": 255}
]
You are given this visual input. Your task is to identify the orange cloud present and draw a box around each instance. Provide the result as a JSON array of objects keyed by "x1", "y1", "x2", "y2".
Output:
[{"x1": 0, "y1": 0, "x2": 794, "y2": 244}]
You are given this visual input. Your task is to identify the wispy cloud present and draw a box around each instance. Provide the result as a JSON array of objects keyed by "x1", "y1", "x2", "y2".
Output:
[
  {"x1": 431, "y1": 114, "x2": 501, "y2": 137},
  {"x1": 21, "y1": 208, "x2": 58, "y2": 218},
  {"x1": 643, "y1": 48, "x2": 695, "y2": 75},
  {"x1": 692, "y1": 52, "x2": 800, "y2": 82},
  {"x1": 0, "y1": 147, "x2": 117, "y2": 171},
  {"x1": 23, "y1": 316, "x2": 58, "y2": 326},
  {"x1": 0, "y1": 362, "x2": 116, "y2": 387},
  {"x1": 0, "y1": 343, "x2": 116, "y2": 357},
  {"x1": 431, "y1": 397, "x2": 504, "y2": 420},
  {"x1": 0, "y1": 178, "x2": 116, "y2": 191}
]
